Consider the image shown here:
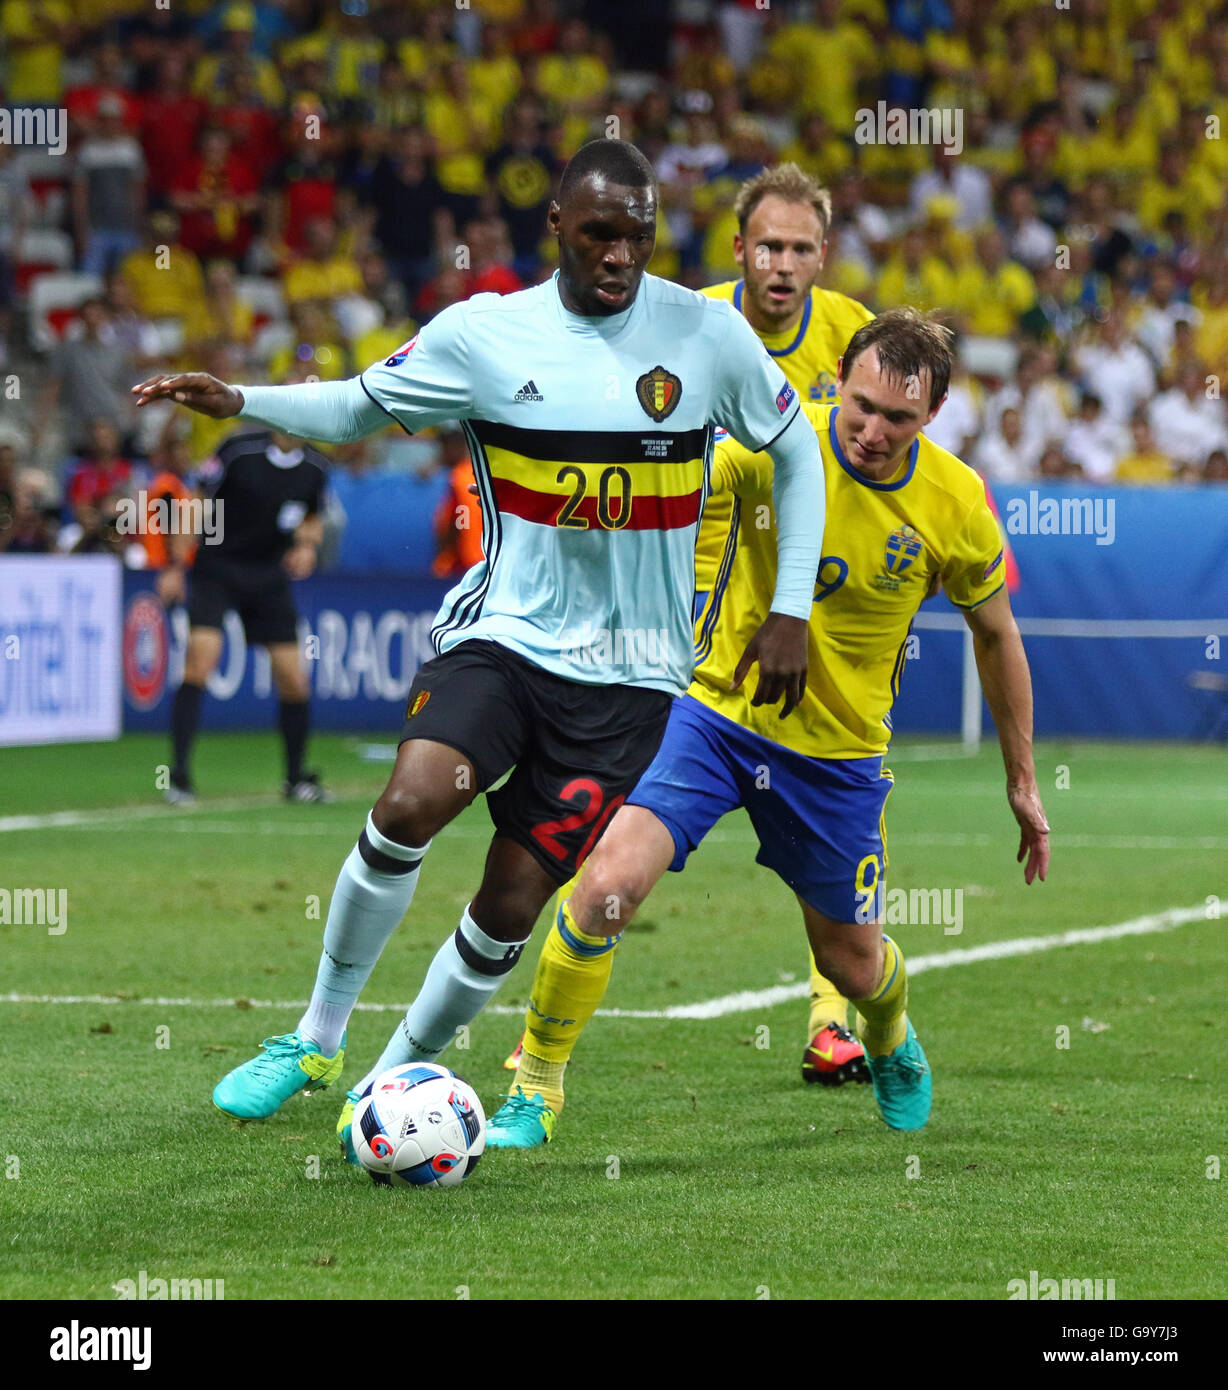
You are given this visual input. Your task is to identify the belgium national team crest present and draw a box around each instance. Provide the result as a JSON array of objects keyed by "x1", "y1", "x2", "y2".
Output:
[
  {"x1": 406, "y1": 689, "x2": 431, "y2": 719},
  {"x1": 636, "y1": 365, "x2": 682, "y2": 423}
]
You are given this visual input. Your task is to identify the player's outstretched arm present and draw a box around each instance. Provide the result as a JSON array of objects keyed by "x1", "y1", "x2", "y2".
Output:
[
  {"x1": 963, "y1": 589, "x2": 1051, "y2": 884},
  {"x1": 733, "y1": 409, "x2": 825, "y2": 717},
  {"x1": 131, "y1": 373, "x2": 390, "y2": 444}
]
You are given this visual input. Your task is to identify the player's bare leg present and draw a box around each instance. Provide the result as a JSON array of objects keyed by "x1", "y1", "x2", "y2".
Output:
[
  {"x1": 269, "y1": 640, "x2": 326, "y2": 801},
  {"x1": 799, "y1": 899, "x2": 931, "y2": 1130},
  {"x1": 214, "y1": 738, "x2": 481, "y2": 1119},
  {"x1": 167, "y1": 626, "x2": 223, "y2": 802},
  {"x1": 488, "y1": 805, "x2": 676, "y2": 1147}
]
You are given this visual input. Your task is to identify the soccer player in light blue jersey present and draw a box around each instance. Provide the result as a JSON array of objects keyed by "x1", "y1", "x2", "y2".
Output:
[{"x1": 133, "y1": 140, "x2": 826, "y2": 1150}]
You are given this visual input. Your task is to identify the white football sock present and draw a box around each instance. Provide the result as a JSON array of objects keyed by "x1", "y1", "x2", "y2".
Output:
[
  {"x1": 296, "y1": 813, "x2": 429, "y2": 1055},
  {"x1": 356, "y1": 905, "x2": 526, "y2": 1092}
]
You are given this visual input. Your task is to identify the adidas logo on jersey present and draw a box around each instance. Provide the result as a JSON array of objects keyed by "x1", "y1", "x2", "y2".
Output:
[{"x1": 514, "y1": 380, "x2": 544, "y2": 402}]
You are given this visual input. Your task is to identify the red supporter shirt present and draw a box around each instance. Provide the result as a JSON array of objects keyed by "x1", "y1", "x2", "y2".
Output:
[
  {"x1": 173, "y1": 155, "x2": 259, "y2": 259},
  {"x1": 68, "y1": 459, "x2": 133, "y2": 511},
  {"x1": 65, "y1": 85, "x2": 141, "y2": 133},
  {"x1": 140, "y1": 92, "x2": 208, "y2": 196}
]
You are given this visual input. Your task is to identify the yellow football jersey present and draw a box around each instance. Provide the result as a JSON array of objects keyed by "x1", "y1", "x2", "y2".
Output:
[
  {"x1": 695, "y1": 282, "x2": 873, "y2": 590},
  {"x1": 692, "y1": 402, "x2": 1005, "y2": 759}
]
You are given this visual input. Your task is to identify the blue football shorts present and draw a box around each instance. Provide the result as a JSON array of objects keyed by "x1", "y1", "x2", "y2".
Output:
[{"x1": 626, "y1": 693, "x2": 894, "y2": 923}]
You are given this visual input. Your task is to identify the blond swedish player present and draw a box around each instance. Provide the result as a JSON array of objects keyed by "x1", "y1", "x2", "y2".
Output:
[
  {"x1": 488, "y1": 309, "x2": 1051, "y2": 1145},
  {"x1": 501, "y1": 163, "x2": 877, "y2": 1093}
]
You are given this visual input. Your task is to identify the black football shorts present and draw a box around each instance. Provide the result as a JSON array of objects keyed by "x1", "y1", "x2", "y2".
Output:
[
  {"x1": 399, "y1": 639, "x2": 673, "y2": 882},
  {"x1": 187, "y1": 557, "x2": 299, "y2": 646}
]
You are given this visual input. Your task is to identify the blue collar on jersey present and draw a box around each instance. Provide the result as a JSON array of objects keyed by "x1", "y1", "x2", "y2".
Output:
[
  {"x1": 733, "y1": 280, "x2": 812, "y2": 357},
  {"x1": 829, "y1": 406, "x2": 919, "y2": 491}
]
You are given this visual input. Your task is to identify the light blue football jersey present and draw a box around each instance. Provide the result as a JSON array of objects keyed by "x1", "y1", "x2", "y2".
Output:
[{"x1": 359, "y1": 271, "x2": 801, "y2": 695}]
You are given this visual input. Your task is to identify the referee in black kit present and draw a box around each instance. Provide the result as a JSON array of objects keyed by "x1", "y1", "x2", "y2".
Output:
[{"x1": 157, "y1": 421, "x2": 330, "y2": 805}]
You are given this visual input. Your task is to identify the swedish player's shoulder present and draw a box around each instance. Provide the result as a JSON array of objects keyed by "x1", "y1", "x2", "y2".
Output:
[
  {"x1": 915, "y1": 430, "x2": 989, "y2": 508},
  {"x1": 801, "y1": 400, "x2": 835, "y2": 433},
  {"x1": 698, "y1": 279, "x2": 739, "y2": 304},
  {"x1": 811, "y1": 285, "x2": 874, "y2": 329}
]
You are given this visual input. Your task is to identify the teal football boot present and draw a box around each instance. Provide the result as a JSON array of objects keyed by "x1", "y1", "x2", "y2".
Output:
[
  {"x1": 864, "y1": 1019, "x2": 932, "y2": 1130},
  {"x1": 485, "y1": 1086, "x2": 557, "y2": 1148},
  {"x1": 213, "y1": 1032, "x2": 345, "y2": 1119}
]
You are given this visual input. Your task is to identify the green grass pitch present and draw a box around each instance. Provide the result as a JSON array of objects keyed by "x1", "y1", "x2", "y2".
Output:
[{"x1": 1, "y1": 732, "x2": 1225, "y2": 1300}]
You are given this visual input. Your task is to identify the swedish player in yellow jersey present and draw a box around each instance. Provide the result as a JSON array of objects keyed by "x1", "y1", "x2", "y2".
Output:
[
  {"x1": 488, "y1": 309, "x2": 1051, "y2": 1144},
  {"x1": 502, "y1": 163, "x2": 877, "y2": 1089}
]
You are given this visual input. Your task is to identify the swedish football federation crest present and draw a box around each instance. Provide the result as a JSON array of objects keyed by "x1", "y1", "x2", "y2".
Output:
[
  {"x1": 809, "y1": 370, "x2": 837, "y2": 402},
  {"x1": 875, "y1": 524, "x2": 924, "y2": 592},
  {"x1": 635, "y1": 365, "x2": 682, "y2": 422}
]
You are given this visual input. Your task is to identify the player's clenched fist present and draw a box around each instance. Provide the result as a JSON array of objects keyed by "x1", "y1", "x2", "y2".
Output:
[
  {"x1": 731, "y1": 611, "x2": 809, "y2": 718},
  {"x1": 131, "y1": 373, "x2": 245, "y2": 419}
]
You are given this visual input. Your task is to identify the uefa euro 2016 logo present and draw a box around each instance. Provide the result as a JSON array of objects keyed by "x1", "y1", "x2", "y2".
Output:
[{"x1": 884, "y1": 524, "x2": 923, "y2": 575}]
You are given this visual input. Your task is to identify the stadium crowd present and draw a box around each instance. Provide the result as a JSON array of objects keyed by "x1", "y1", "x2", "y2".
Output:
[{"x1": 2, "y1": 0, "x2": 1227, "y2": 568}]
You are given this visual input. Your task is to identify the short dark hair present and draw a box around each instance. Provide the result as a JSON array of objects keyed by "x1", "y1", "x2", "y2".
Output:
[
  {"x1": 557, "y1": 138, "x2": 656, "y2": 203},
  {"x1": 842, "y1": 307, "x2": 953, "y2": 412}
]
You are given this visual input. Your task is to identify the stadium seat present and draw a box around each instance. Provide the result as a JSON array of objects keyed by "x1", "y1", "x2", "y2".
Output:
[
  {"x1": 237, "y1": 276, "x2": 287, "y2": 336},
  {"x1": 27, "y1": 272, "x2": 105, "y2": 353},
  {"x1": 23, "y1": 153, "x2": 70, "y2": 229},
  {"x1": 14, "y1": 229, "x2": 75, "y2": 299}
]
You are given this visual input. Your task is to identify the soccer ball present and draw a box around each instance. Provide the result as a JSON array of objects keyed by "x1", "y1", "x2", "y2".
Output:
[{"x1": 351, "y1": 1063, "x2": 486, "y2": 1188}]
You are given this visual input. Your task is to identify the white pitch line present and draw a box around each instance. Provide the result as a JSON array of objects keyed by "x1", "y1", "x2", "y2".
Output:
[
  {"x1": 3, "y1": 815, "x2": 1216, "y2": 852},
  {"x1": 2, "y1": 901, "x2": 1214, "y2": 1021},
  {"x1": 3, "y1": 780, "x2": 1222, "y2": 836}
]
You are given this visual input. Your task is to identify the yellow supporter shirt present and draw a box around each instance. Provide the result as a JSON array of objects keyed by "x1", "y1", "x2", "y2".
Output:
[
  {"x1": 778, "y1": 135, "x2": 853, "y2": 185},
  {"x1": 269, "y1": 339, "x2": 349, "y2": 382},
  {"x1": 352, "y1": 320, "x2": 418, "y2": 378},
  {"x1": 1, "y1": 0, "x2": 71, "y2": 104},
  {"x1": 536, "y1": 53, "x2": 608, "y2": 108},
  {"x1": 1115, "y1": 451, "x2": 1174, "y2": 485},
  {"x1": 470, "y1": 53, "x2": 522, "y2": 115},
  {"x1": 424, "y1": 90, "x2": 499, "y2": 195},
  {"x1": 1066, "y1": 119, "x2": 1157, "y2": 188},
  {"x1": 952, "y1": 260, "x2": 1037, "y2": 338},
  {"x1": 692, "y1": 403, "x2": 1004, "y2": 759},
  {"x1": 1137, "y1": 167, "x2": 1220, "y2": 235},
  {"x1": 192, "y1": 52, "x2": 284, "y2": 107},
  {"x1": 282, "y1": 255, "x2": 364, "y2": 306},
  {"x1": 119, "y1": 245, "x2": 207, "y2": 322},
  {"x1": 694, "y1": 282, "x2": 873, "y2": 591},
  {"x1": 875, "y1": 254, "x2": 958, "y2": 315}
]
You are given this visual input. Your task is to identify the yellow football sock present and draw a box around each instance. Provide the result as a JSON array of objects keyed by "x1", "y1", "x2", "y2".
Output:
[
  {"x1": 807, "y1": 949, "x2": 851, "y2": 1038},
  {"x1": 516, "y1": 891, "x2": 620, "y2": 1113},
  {"x1": 853, "y1": 934, "x2": 909, "y2": 1056}
]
